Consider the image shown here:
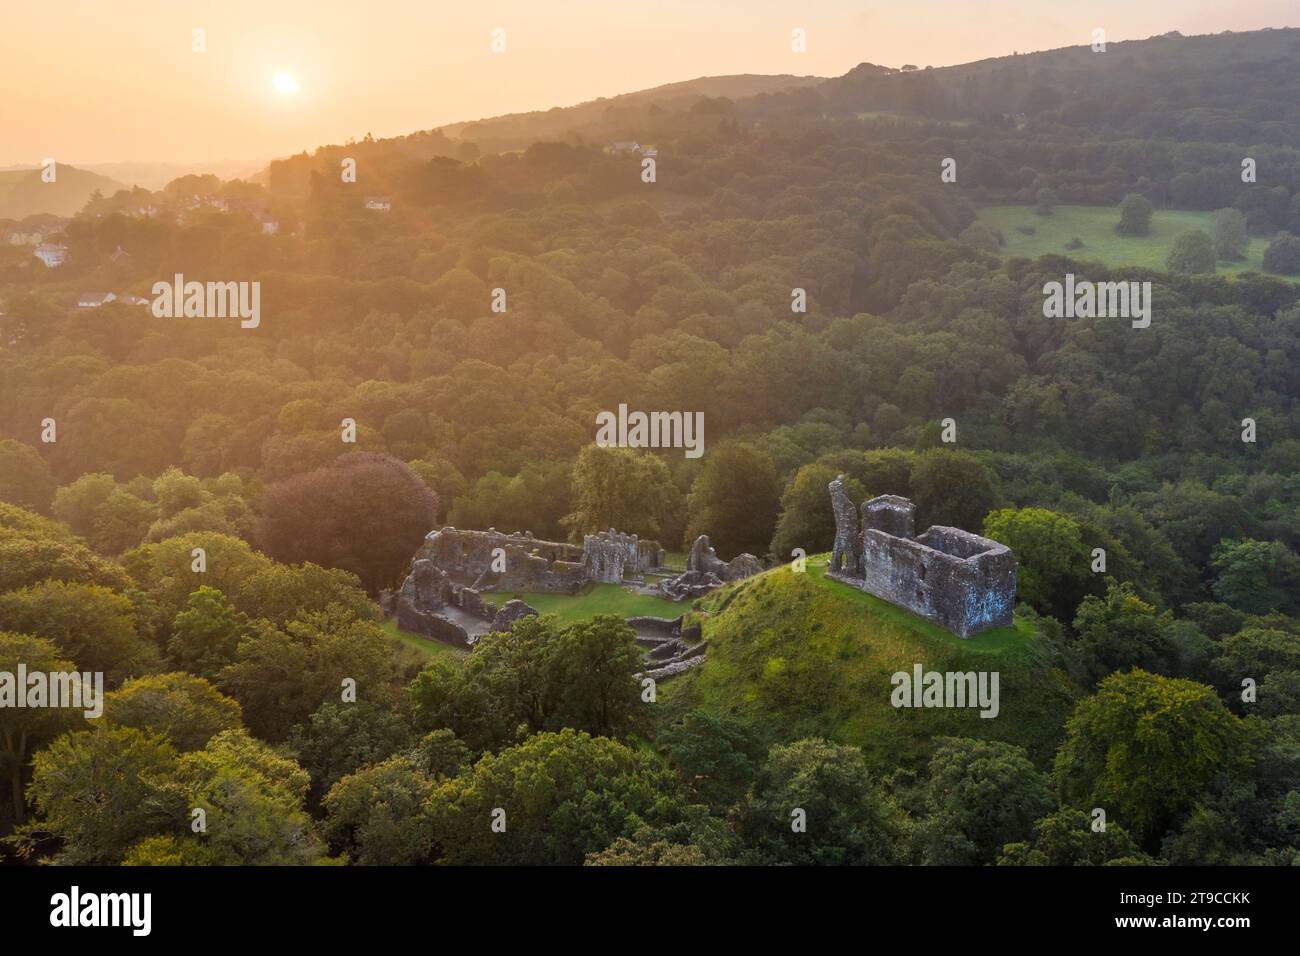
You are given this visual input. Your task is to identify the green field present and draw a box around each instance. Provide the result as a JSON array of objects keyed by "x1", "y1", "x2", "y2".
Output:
[
  {"x1": 380, "y1": 618, "x2": 468, "y2": 660},
  {"x1": 662, "y1": 556, "x2": 1076, "y2": 771},
  {"x1": 508, "y1": 583, "x2": 683, "y2": 626},
  {"x1": 978, "y1": 204, "x2": 1295, "y2": 279}
]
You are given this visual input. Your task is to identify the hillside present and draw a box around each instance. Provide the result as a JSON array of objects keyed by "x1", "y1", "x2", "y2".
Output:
[
  {"x1": 816, "y1": 28, "x2": 1300, "y2": 145},
  {"x1": 664, "y1": 557, "x2": 1079, "y2": 770},
  {"x1": 0, "y1": 164, "x2": 126, "y2": 218},
  {"x1": 433, "y1": 73, "x2": 825, "y2": 153}
]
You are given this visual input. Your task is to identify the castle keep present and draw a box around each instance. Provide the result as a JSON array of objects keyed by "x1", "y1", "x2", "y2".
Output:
[{"x1": 827, "y1": 476, "x2": 1016, "y2": 637}]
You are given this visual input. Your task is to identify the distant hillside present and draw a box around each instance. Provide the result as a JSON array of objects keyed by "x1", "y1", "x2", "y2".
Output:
[
  {"x1": 78, "y1": 159, "x2": 269, "y2": 192},
  {"x1": 0, "y1": 165, "x2": 126, "y2": 218},
  {"x1": 816, "y1": 27, "x2": 1300, "y2": 146},
  {"x1": 664, "y1": 559, "x2": 1078, "y2": 771},
  {"x1": 431, "y1": 73, "x2": 826, "y2": 153}
]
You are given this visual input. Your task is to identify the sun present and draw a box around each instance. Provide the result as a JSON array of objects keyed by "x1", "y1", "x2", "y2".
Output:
[{"x1": 272, "y1": 72, "x2": 299, "y2": 95}]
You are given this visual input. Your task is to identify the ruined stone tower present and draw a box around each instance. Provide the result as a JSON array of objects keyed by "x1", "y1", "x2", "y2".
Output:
[{"x1": 827, "y1": 477, "x2": 1016, "y2": 637}]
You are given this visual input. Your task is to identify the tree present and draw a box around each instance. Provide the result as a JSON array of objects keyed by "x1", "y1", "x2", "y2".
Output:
[
  {"x1": 659, "y1": 709, "x2": 764, "y2": 809},
  {"x1": 1116, "y1": 193, "x2": 1154, "y2": 236},
  {"x1": 983, "y1": 508, "x2": 1095, "y2": 622},
  {"x1": 322, "y1": 755, "x2": 435, "y2": 865},
  {"x1": 287, "y1": 701, "x2": 414, "y2": 799},
  {"x1": 408, "y1": 615, "x2": 642, "y2": 754},
  {"x1": 167, "y1": 586, "x2": 248, "y2": 681},
  {"x1": 0, "y1": 440, "x2": 55, "y2": 513},
  {"x1": 51, "y1": 473, "x2": 156, "y2": 555},
  {"x1": 910, "y1": 448, "x2": 1001, "y2": 532},
  {"x1": 740, "y1": 738, "x2": 904, "y2": 865},
  {"x1": 104, "y1": 672, "x2": 243, "y2": 752},
  {"x1": 0, "y1": 633, "x2": 81, "y2": 827},
  {"x1": 1262, "y1": 233, "x2": 1300, "y2": 275},
  {"x1": 217, "y1": 609, "x2": 399, "y2": 742},
  {"x1": 1211, "y1": 539, "x2": 1300, "y2": 614},
  {"x1": 1053, "y1": 669, "x2": 1251, "y2": 848},
  {"x1": 1070, "y1": 581, "x2": 1172, "y2": 686},
  {"x1": 20, "y1": 725, "x2": 181, "y2": 864},
  {"x1": 0, "y1": 504, "x2": 129, "y2": 593},
  {"x1": 258, "y1": 453, "x2": 438, "y2": 593},
  {"x1": 1212, "y1": 208, "x2": 1249, "y2": 261},
  {"x1": 684, "y1": 443, "x2": 781, "y2": 558},
  {"x1": 915, "y1": 738, "x2": 1054, "y2": 865},
  {"x1": 541, "y1": 615, "x2": 644, "y2": 738},
  {"x1": 1165, "y1": 229, "x2": 1216, "y2": 274},
  {"x1": 0, "y1": 581, "x2": 159, "y2": 685},
  {"x1": 997, "y1": 809, "x2": 1148, "y2": 865},
  {"x1": 563, "y1": 445, "x2": 675, "y2": 540},
  {"x1": 425, "y1": 729, "x2": 681, "y2": 865},
  {"x1": 1216, "y1": 627, "x2": 1300, "y2": 689},
  {"x1": 157, "y1": 729, "x2": 326, "y2": 865}
]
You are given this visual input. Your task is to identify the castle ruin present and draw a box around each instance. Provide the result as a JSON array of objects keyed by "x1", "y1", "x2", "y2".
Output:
[
  {"x1": 827, "y1": 476, "x2": 1016, "y2": 637},
  {"x1": 392, "y1": 526, "x2": 667, "y2": 647}
]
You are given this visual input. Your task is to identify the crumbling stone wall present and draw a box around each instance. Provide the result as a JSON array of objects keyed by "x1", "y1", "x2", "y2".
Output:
[
  {"x1": 829, "y1": 474, "x2": 860, "y2": 575},
  {"x1": 414, "y1": 527, "x2": 589, "y2": 593},
  {"x1": 828, "y1": 486, "x2": 1016, "y2": 638},
  {"x1": 659, "y1": 535, "x2": 761, "y2": 600},
  {"x1": 582, "y1": 529, "x2": 665, "y2": 583}
]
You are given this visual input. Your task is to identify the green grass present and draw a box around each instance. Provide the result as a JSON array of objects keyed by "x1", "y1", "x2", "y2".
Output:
[
  {"x1": 380, "y1": 618, "x2": 468, "y2": 661},
  {"x1": 662, "y1": 555, "x2": 1077, "y2": 771},
  {"x1": 508, "y1": 583, "x2": 683, "y2": 627},
  {"x1": 978, "y1": 204, "x2": 1296, "y2": 280}
]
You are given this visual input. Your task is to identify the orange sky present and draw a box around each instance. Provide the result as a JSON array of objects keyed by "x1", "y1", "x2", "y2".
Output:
[{"x1": 2, "y1": 0, "x2": 1296, "y2": 166}]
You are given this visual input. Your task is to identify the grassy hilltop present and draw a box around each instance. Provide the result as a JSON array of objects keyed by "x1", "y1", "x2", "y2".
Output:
[{"x1": 663, "y1": 557, "x2": 1079, "y2": 771}]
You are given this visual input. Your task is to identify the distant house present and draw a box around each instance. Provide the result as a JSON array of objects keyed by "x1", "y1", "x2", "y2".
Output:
[
  {"x1": 260, "y1": 218, "x2": 279, "y2": 235},
  {"x1": 642, "y1": 147, "x2": 658, "y2": 158},
  {"x1": 109, "y1": 245, "x2": 130, "y2": 262},
  {"x1": 8, "y1": 231, "x2": 42, "y2": 246},
  {"x1": 609, "y1": 141, "x2": 641, "y2": 154},
  {"x1": 34, "y1": 243, "x2": 68, "y2": 268},
  {"x1": 118, "y1": 295, "x2": 150, "y2": 307},
  {"x1": 78, "y1": 292, "x2": 117, "y2": 308},
  {"x1": 364, "y1": 196, "x2": 391, "y2": 212}
]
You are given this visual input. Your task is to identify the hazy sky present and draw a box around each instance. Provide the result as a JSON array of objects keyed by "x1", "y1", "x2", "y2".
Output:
[{"x1": 2, "y1": 0, "x2": 1296, "y2": 166}]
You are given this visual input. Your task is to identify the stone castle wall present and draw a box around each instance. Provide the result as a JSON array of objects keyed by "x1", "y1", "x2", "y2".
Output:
[{"x1": 828, "y1": 479, "x2": 1016, "y2": 638}]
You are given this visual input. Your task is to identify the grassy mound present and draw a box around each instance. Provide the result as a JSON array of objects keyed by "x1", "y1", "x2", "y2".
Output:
[{"x1": 663, "y1": 556, "x2": 1078, "y2": 770}]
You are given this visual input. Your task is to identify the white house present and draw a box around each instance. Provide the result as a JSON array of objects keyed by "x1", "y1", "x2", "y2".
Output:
[
  {"x1": 364, "y1": 196, "x2": 392, "y2": 212},
  {"x1": 609, "y1": 141, "x2": 641, "y2": 154},
  {"x1": 260, "y1": 218, "x2": 279, "y2": 235},
  {"x1": 34, "y1": 243, "x2": 68, "y2": 268},
  {"x1": 78, "y1": 292, "x2": 117, "y2": 308}
]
